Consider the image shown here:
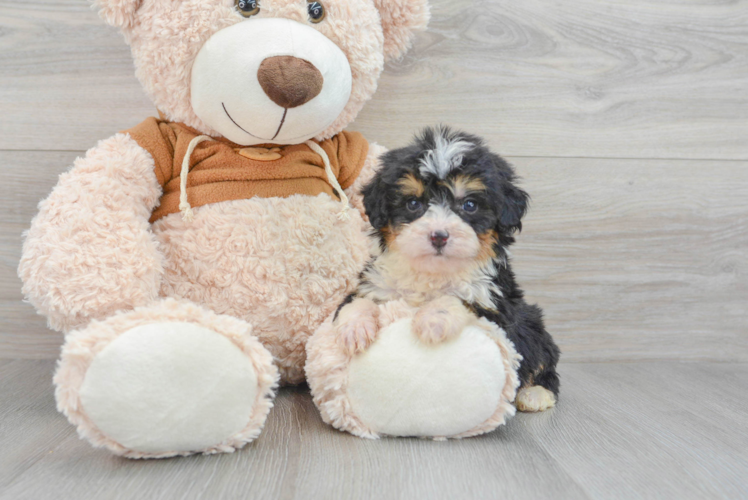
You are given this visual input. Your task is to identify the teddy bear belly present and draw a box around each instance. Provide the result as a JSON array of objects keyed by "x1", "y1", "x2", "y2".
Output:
[{"x1": 151, "y1": 194, "x2": 370, "y2": 384}]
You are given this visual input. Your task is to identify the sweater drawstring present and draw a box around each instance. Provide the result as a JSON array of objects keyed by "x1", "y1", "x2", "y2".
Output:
[
  {"x1": 305, "y1": 140, "x2": 351, "y2": 221},
  {"x1": 178, "y1": 136, "x2": 351, "y2": 223},
  {"x1": 179, "y1": 135, "x2": 212, "y2": 222}
]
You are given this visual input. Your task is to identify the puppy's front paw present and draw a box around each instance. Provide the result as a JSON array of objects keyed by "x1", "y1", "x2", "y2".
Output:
[
  {"x1": 515, "y1": 385, "x2": 556, "y2": 412},
  {"x1": 337, "y1": 315, "x2": 378, "y2": 355},
  {"x1": 413, "y1": 296, "x2": 471, "y2": 345},
  {"x1": 335, "y1": 298, "x2": 379, "y2": 355}
]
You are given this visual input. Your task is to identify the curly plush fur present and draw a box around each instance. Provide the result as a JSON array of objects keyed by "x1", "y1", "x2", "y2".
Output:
[
  {"x1": 306, "y1": 299, "x2": 521, "y2": 439},
  {"x1": 94, "y1": 0, "x2": 429, "y2": 140},
  {"x1": 54, "y1": 298, "x2": 279, "y2": 458},
  {"x1": 18, "y1": 134, "x2": 163, "y2": 333},
  {"x1": 19, "y1": 0, "x2": 430, "y2": 457}
]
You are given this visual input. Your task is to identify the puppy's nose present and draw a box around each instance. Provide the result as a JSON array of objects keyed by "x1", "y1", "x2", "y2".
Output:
[
  {"x1": 430, "y1": 231, "x2": 449, "y2": 249},
  {"x1": 257, "y1": 56, "x2": 324, "y2": 109}
]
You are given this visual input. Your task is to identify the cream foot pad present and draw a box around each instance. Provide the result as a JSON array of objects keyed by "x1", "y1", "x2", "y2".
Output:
[
  {"x1": 306, "y1": 308, "x2": 521, "y2": 439},
  {"x1": 54, "y1": 300, "x2": 278, "y2": 458}
]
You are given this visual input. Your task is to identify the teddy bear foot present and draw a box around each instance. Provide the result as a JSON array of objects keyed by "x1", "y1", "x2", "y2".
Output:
[
  {"x1": 54, "y1": 299, "x2": 279, "y2": 458},
  {"x1": 307, "y1": 314, "x2": 522, "y2": 440}
]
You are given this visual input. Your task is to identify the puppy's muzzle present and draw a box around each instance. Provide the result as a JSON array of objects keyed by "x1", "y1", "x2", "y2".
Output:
[
  {"x1": 430, "y1": 230, "x2": 449, "y2": 250},
  {"x1": 257, "y1": 56, "x2": 324, "y2": 109}
]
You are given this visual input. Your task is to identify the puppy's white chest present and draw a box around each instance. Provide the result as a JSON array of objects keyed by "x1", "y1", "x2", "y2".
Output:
[{"x1": 358, "y1": 255, "x2": 500, "y2": 309}]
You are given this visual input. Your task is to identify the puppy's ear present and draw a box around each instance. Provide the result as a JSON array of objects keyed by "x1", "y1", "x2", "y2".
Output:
[
  {"x1": 92, "y1": 0, "x2": 142, "y2": 31},
  {"x1": 489, "y1": 154, "x2": 529, "y2": 233},
  {"x1": 499, "y1": 183, "x2": 529, "y2": 233},
  {"x1": 372, "y1": 0, "x2": 431, "y2": 62},
  {"x1": 362, "y1": 175, "x2": 390, "y2": 229}
]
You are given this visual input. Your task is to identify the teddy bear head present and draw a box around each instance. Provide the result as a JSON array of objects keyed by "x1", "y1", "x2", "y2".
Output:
[{"x1": 94, "y1": 0, "x2": 430, "y2": 146}]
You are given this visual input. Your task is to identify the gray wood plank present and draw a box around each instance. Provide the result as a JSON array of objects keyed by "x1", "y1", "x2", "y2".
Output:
[
  {"x1": 522, "y1": 363, "x2": 748, "y2": 499},
  {"x1": 0, "y1": 0, "x2": 153, "y2": 152},
  {"x1": 0, "y1": 387, "x2": 311, "y2": 500},
  {"x1": 0, "y1": 360, "x2": 586, "y2": 500},
  {"x1": 0, "y1": 151, "x2": 75, "y2": 359},
  {"x1": 3, "y1": 150, "x2": 746, "y2": 362},
  {"x1": 1, "y1": 0, "x2": 747, "y2": 159},
  {"x1": 511, "y1": 157, "x2": 748, "y2": 363},
  {"x1": 1, "y1": 361, "x2": 746, "y2": 499},
  {"x1": 288, "y1": 388, "x2": 588, "y2": 500},
  {"x1": 0, "y1": 360, "x2": 74, "y2": 489}
]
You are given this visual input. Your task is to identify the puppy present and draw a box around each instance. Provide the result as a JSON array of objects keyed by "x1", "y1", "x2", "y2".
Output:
[{"x1": 333, "y1": 126, "x2": 561, "y2": 412}]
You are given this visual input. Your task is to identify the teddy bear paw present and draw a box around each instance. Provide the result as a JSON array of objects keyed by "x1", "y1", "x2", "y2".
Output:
[{"x1": 54, "y1": 300, "x2": 278, "y2": 458}]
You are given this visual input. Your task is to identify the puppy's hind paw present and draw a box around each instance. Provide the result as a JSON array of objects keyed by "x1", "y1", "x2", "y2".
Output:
[{"x1": 516, "y1": 385, "x2": 556, "y2": 412}]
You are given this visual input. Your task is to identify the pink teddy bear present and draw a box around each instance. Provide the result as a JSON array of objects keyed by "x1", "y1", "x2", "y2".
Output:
[{"x1": 19, "y1": 0, "x2": 429, "y2": 458}]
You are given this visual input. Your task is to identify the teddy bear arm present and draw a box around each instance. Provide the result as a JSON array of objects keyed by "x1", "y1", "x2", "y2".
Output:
[
  {"x1": 344, "y1": 143, "x2": 387, "y2": 220},
  {"x1": 18, "y1": 133, "x2": 165, "y2": 333}
]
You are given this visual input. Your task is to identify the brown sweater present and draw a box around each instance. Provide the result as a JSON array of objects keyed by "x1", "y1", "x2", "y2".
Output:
[{"x1": 124, "y1": 118, "x2": 369, "y2": 223}]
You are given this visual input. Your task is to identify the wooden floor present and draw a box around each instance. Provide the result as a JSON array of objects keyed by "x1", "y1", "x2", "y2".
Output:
[
  {"x1": 1, "y1": 0, "x2": 747, "y2": 497},
  {"x1": 0, "y1": 360, "x2": 746, "y2": 500}
]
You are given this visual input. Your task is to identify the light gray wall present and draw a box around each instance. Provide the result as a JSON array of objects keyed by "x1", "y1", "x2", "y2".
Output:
[{"x1": 1, "y1": 0, "x2": 746, "y2": 361}]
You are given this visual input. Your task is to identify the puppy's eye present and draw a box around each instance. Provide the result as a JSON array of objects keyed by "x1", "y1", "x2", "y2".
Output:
[
  {"x1": 406, "y1": 199, "x2": 422, "y2": 212},
  {"x1": 236, "y1": 0, "x2": 260, "y2": 17},
  {"x1": 462, "y1": 200, "x2": 478, "y2": 213},
  {"x1": 307, "y1": 1, "x2": 326, "y2": 23}
]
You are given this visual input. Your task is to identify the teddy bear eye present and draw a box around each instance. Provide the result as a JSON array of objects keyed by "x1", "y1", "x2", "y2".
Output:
[
  {"x1": 236, "y1": 0, "x2": 260, "y2": 17},
  {"x1": 307, "y1": 1, "x2": 326, "y2": 23}
]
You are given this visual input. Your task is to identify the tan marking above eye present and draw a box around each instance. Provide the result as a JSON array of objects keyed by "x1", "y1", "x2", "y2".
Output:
[
  {"x1": 444, "y1": 175, "x2": 486, "y2": 199},
  {"x1": 397, "y1": 173, "x2": 425, "y2": 197}
]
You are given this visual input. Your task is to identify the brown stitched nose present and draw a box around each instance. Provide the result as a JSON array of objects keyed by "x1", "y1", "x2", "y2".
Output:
[
  {"x1": 430, "y1": 231, "x2": 449, "y2": 249},
  {"x1": 257, "y1": 56, "x2": 324, "y2": 109}
]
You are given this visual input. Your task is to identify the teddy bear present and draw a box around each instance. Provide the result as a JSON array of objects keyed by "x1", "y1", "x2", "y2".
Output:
[
  {"x1": 18, "y1": 0, "x2": 429, "y2": 458},
  {"x1": 306, "y1": 300, "x2": 521, "y2": 439}
]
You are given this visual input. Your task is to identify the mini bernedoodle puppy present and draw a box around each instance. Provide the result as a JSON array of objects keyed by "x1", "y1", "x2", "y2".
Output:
[{"x1": 334, "y1": 126, "x2": 561, "y2": 412}]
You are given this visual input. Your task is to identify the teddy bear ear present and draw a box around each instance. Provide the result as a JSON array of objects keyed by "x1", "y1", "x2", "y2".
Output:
[
  {"x1": 373, "y1": 0, "x2": 431, "y2": 61},
  {"x1": 92, "y1": 0, "x2": 143, "y2": 31}
]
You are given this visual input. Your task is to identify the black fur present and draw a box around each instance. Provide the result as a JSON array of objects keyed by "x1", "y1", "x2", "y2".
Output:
[
  {"x1": 360, "y1": 126, "x2": 561, "y2": 398},
  {"x1": 333, "y1": 292, "x2": 356, "y2": 321},
  {"x1": 362, "y1": 127, "x2": 529, "y2": 253}
]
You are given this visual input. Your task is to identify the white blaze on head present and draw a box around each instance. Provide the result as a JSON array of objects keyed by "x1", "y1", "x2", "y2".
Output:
[{"x1": 418, "y1": 131, "x2": 473, "y2": 179}]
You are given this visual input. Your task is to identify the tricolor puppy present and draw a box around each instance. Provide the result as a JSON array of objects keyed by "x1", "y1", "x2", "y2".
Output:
[{"x1": 334, "y1": 126, "x2": 560, "y2": 412}]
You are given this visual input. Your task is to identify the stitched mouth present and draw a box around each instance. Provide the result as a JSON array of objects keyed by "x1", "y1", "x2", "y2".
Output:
[{"x1": 222, "y1": 103, "x2": 287, "y2": 141}]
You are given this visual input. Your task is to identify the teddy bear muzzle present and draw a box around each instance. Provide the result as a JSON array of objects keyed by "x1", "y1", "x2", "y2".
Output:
[{"x1": 190, "y1": 17, "x2": 352, "y2": 146}]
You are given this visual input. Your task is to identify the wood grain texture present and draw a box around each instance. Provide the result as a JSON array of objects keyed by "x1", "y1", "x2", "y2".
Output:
[
  {"x1": 0, "y1": 361, "x2": 746, "y2": 499},
  {"x1": 0, "y1": 0, "x2": 152, "y2": 152},
  {"x1": 0, "y1": 360, "x2": 73, "y2": 490},
  {"x1": 3, "y1": 151, "x2": 746, "y2": 361},
  {"x1": 0, "y1": 0, "x2": 747, "y2": 158},
  {"x1": 0, "y1": 151, "x2": 75, "y2": 359},
  {"x1": 512, "y1": 157, "x2": 748, "y2": 363},
  {"x1": 354, "y1": 0, "x2": 748, "y2": 159},
  {"x1": 524, "y1": 362, "x2": 748, "y2": 499}
]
